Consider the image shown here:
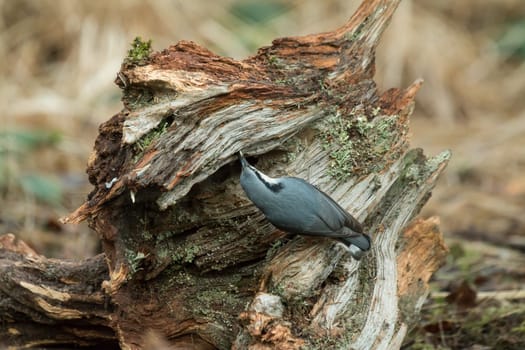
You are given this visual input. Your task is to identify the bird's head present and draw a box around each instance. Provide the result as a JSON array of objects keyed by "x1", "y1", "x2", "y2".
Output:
[
  {"x1": 238, "y1": 151, "x2": 249, "y2": 169},
  {"x1": 238, "y1": 151, "x2": 283, "y2": 195}
]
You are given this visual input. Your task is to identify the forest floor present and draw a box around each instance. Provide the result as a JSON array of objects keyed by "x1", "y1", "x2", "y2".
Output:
[{"x1": 1, "y1": 1, "x2": 524, "y2": 349}]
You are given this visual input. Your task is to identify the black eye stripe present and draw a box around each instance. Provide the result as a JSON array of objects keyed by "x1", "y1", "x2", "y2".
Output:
[{"x1": 254, "y1": 171, "x2": 283, "y2": 192}]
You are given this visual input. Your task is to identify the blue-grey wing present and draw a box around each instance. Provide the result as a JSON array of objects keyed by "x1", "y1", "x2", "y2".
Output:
[
  {"x1": 314, "y1": 187, "x2": 364, "y2": 233},
  {"x1": 288, "y1": 178, "x2": 363, "y2": 236}
]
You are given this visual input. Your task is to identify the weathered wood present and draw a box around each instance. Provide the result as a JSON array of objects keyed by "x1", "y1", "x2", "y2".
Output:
[
  {"x1": 0, "y1": 234, "x2": 114, "y2": 348},
  {"x1": 0, "y1": 0, "x2": 450, "y2": 349}
]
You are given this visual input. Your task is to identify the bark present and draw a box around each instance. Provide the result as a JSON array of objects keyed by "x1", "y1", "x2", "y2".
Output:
[
  {"x1": 1, "y1": 0, "x2": 450, "y2": 349},
  {"x1": 0, "y1": 234, "x2": 114, "y2": 348}
]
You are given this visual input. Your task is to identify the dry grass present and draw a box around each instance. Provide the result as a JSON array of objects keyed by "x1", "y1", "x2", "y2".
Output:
[{"x1": 1, "y1": 0, "x2": 524, "y2": 348}]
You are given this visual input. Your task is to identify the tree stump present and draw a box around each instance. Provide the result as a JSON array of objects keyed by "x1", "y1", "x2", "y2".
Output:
[{"x1": 0, "y1": 0, "x2": 450, "y2": 349}]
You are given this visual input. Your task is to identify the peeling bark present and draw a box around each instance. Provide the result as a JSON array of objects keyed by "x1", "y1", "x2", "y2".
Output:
[{"x1": 1, "y1": 0, "x2": 450, "y2": 349}]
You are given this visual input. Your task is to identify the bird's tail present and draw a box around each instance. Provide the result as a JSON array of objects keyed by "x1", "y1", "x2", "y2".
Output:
[{"x1": 339, "y1": 233, "x2": 371, "y2": 260}]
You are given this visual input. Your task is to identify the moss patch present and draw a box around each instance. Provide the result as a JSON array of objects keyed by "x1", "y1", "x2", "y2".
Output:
[
  {"x1": 125, "y1": 36, "x2": 153, "y2": 65},
  {"x1": 171, "y1": 241, "x2": 201, "y2": 264},
  {"x1": 320, "y1": 107, "x2": 407, "y2": 181},
  {"x1": 124, "y1": 248, "x2": 148, "y2": 275},
  {"x1": 132, "y1": 117, "x2": 172, "y2": 161}
]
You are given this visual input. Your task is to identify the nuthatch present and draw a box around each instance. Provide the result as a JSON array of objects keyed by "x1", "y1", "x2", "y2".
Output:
[{"x1": 239, "y1": 152, "x2": 371, "y2": 259}]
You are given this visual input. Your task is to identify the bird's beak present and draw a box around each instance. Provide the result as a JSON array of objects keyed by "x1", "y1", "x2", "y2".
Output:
[{"x1": 238, "y1": 151, "x2": 248, "y2": 167}]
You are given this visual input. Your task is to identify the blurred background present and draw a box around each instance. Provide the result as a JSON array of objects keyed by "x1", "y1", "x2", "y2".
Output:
[{"x1": 1, "y1": 0, "x2": 524, "y2": 348}]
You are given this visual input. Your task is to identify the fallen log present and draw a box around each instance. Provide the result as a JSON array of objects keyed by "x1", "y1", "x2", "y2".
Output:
[{"x1": 1, "y1": 0, "x2": 449, "y2": 349}]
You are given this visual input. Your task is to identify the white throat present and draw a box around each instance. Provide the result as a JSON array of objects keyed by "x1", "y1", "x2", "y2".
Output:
[{"x1": 253, "y1": 167, "x2": 280, "y2": 186}]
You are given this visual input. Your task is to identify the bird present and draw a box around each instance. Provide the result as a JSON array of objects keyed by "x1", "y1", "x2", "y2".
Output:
[{"x1": 238, "y1": 151, "x2": 371, "y2": 259}]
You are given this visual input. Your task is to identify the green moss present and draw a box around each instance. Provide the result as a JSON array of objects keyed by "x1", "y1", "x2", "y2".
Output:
[
  {"x1": 182, "y1": 274, "x2": 245, "y2": 335},
  {"x1": 125, "y1": 36, "x2": 153, "y2": 65},
  {"x1": 401, "y1": 149, "x2": 450, "y2": 183},
  {"x1": 172, "y1": 243, "x2": 201, "y2": 264},
  {"x1": 155, "y1": 230, "x2": 177, "y2": 243},
  {"x1": 141, "y1": 230, "x2": 153, "y2": 241},
  {"x1": 320, "y1": 108, "x2": 404, "y2": 181},
  {"x1": 125, "y1": 236, "x2": 257, "y2": 348},
  {"x1": 284, "y1": 135, "x2": 308, "y2": 163},
  {"x1": 137, "y1": 119, "x2": 169, "y2": 152},
  {"x1": 132, "y1": 117, "x2": 171, "y2": 161},
  {"x1": 404, "y1": 164, "x2": 422, "y2": 185},
  {"x1": 162, "y1": 269, "x2": 197, "y2": 291},
  {"x1": 152, "y1": 230, "x2": 202, "y2": 266},
  {"x1": 426, "y1": 149, "x2": 452, "y2": 171},
  {"x1": 124, "y1": 248, "x2": 148, "y2": 274},
  {"x1": 154, "y1": 242, "x2": 171, "y2": 262}
]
